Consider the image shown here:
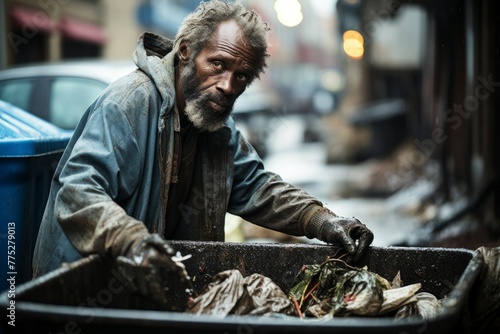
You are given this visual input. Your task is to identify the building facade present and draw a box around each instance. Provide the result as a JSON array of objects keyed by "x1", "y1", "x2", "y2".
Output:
[{"x1": 2, "y1": 0, "x2": 145, "y2": 66}]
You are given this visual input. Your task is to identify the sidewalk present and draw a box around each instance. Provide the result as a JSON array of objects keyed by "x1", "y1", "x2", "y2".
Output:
[{"x1": 263, "y1": 141, "x2": 421, "y2": 247}]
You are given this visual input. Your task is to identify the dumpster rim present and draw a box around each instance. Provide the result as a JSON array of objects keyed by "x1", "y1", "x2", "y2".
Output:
[{"x1": 0, "y1": 244, "x2": 482, "y2": 332}]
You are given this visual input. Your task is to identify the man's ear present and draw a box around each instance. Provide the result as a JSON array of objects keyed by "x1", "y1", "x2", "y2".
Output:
[{"x1": 178, "y1": 41, "x2": 191, "y2": 63}]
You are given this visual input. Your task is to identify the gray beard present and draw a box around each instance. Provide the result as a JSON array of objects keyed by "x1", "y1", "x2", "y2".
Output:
[
  {"x1": 181, "y1": 61, "x2": 233, "y2": 132},
  {"x1": 184, "y1": 95, "x2": 228, "y2": 132}
]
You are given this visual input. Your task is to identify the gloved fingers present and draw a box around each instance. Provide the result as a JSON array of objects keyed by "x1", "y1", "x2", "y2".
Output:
[
  {"x1": 334, "y1": 224, "x2": 357, "y2": 255},
  {"x1": 143, "y1": 233, "x2": 175, "y2": 256},
  {"x1": 143, "y1": 270, "x2": 169, "y2": 305},
  {"x1": 138, "y1": 245, "x2": 191, "y2": 291},
  {"x1": 141, "y1": 277, "x2": 169, "y2": 305},
  {"x1": 119, "y1": 233, "x2": 194, "y2": 308},
  {"x1": 349, "y1": 224, "x2": 374, "y2": 263},
  {"x1": 134, "y1": 238, "x2": 176, "y2": 272},
  {"x1": 135, "y1": 266, "x2": 152, "y2": 297},
  {"x1": 117, "y1": 254, "x2": 151, "y2": 296},
  {"x1": 357, "y1": 226, "x2": 374, "y2": 249},
  {"x1": 324, "y1": 216, "x2": 374, "y2": 263},
  {"x1": 139, "y1": 245, "x2": 162, "y2": 267},
  {"x1": 116, "y1": 256, "x2": 140, "y2": 292},
  {"x1": 321, "y1": 218, "x2": 355, "y2": 254},
  {"x1": 117, "y1": 254, "x2": 170, "y2": 306},
  {"x1": 146, "y1": 247, "x2": 185, "y2": 276}
]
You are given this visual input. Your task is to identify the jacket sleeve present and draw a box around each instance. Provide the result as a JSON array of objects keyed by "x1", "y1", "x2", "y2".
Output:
[
  {"x1": 227, "y1": 124, "x2": 333, "y2": 237},
  {"x1": 55, "y1": 98, "x2": 149, "y2": 259}
]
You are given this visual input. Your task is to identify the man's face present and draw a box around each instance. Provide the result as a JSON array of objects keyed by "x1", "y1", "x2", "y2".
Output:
[{"x1": 181, "y1": 20, "x2": 259, "y2": 132}]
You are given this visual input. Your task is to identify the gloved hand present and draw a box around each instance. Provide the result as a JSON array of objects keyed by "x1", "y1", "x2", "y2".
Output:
[
  {"x1": 116, "y1": 233, "x2": 194, "y2": 310},
  {"x1": 319, "y1": 216, "x2": 374, "y2": 262},
  {"x1": 306, "y1": 209, "x2": 374, "y2": 263}
]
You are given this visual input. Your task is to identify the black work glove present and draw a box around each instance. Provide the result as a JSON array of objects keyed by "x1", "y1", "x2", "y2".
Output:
[
  {"x1": 306, "y1": 209, "x2": 374, "y2": 263},
  {"x1": 319, "y1": 216, "x2": 374, "y2": 262},
  {"x1": 116, "y1": 233, "x2": 194, "y2": 310}
]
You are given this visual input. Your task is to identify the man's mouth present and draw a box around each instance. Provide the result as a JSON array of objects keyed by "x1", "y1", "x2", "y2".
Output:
[{"x1": 208, "y1": 99, "x2": 230, "y2": 112}]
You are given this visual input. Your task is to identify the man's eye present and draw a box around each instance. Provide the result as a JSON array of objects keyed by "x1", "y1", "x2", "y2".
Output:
[
  {"x1": 236, "y1": 73, "x2": 249, "y2": 82},
  {"x1": 213, "y1": 61, "x2": 223, "y2": 70}
]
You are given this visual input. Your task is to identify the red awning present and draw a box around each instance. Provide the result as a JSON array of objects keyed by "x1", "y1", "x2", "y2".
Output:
[
  {"x1": 59, "y1": 17, "x2": 108, "y2": 45},
  {"x1": 9, "y1": 6, "x2": 58, "y2": 32}
]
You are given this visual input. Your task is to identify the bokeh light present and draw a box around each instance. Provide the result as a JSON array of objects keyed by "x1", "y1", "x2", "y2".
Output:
[
  {"x1": 274, "y1": 0, "x2": 303, "y2": 27},
  {"x1": 342, "y1": 30, "x2": 364, "y2": 60}
]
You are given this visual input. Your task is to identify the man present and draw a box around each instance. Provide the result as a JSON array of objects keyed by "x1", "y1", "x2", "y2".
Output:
[{"x1": 33, "y1": 0, "x2": 373, "y2": 306}]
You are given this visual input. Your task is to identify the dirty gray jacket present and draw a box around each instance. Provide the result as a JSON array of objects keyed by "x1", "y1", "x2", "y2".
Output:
[{"x1": 32, "y1": 32, "x2": 329, "y2": 277}]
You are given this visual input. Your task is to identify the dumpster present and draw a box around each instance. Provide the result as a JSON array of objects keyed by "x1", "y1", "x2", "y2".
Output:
[
  {"x1": 0, "y1": 241, "x2": 482, "y2": 334},
  {"x1": 0, "y1": 100, "x2": 72, "y2": 293}
]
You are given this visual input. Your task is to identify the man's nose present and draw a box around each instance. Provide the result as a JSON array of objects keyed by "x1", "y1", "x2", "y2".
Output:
[{"x1": 216, "y1": 72, "x2": 235, "y2": 96}]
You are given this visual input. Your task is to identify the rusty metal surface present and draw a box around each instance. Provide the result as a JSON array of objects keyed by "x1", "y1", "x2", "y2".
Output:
[{"x1": 0, "y1": 242, "x2": 483, "y2": 334}]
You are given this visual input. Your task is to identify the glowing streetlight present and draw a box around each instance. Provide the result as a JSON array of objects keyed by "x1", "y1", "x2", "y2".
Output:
[
  {"x1": 274, "y1": 0, "x2": 303, "y2": 27},
  {"x1": 342, "y1": 29, "x2": 364, "y2": 59}
]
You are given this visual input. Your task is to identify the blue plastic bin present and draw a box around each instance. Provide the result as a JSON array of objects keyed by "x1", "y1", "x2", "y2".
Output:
[{"x1": 0, "y1": 100, "x2": 72, "y2": 293}]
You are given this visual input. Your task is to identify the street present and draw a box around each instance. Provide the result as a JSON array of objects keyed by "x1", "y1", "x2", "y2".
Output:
[{"x1": 262, "y1": 114, "x2": 422, "y2": 246}]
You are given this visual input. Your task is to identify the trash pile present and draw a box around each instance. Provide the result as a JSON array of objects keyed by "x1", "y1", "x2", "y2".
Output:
[
  {"x1": 286, "y1": 256, "x2": 440, "y2": 319},
  {"x1": 185, "y1": 254, "x2": 442, "y2": 320}
]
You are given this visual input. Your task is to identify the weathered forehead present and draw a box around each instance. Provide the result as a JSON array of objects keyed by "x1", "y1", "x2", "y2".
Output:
[{"x1": 206, "y1": 20, "x2": 259, "y2": 69}]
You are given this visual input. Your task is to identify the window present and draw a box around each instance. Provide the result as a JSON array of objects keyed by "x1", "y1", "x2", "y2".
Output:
[
  {"x1": 49, "y1": 77, "x2": 107, "y2": 129},
  {"x1": 62, "y1": 39, "x2": 103, "y2": 59},
  {"x1": 0, "y1": 78, "x2": 34, "y2": 111},
  {"x1": 369, "y1": 5, "x2": 426, "y2": 69}
]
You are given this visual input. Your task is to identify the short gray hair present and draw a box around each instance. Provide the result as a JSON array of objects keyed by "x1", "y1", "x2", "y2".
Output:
[{"x1": 173, "y1": 0, "x2": 270, "y2": 80}]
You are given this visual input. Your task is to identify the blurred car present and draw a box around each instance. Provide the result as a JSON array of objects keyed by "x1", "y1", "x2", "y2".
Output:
[
  {"x1": 0, "y1": 60, "x2": 137, "y2": 130},
  {"x1": 0, "y1": 60, "x2": 280, "y2": 157}
]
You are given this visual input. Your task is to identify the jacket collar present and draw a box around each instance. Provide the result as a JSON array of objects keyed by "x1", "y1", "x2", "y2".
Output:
[{"x1": 133, "y1": 32, "x2": 178, "y2": 126}]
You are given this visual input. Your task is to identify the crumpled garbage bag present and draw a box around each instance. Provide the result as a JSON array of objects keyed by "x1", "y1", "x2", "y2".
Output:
[
  {"x1": 468, "y1": 246, "x2": 500, "y2": 334},
  {"x1": 288, "y1": 257, "x2": 430, "y2": 319},
  {"x1": 394, "y1": 292, "x2": 441, "y2": 319},
  {"x1": 187, "y1": 269, "x2": 297, "y2": 317}
]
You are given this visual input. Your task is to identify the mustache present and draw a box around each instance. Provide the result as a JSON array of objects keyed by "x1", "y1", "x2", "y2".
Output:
[
  {"x1": 190, "y1": 91, "x2": 233, "y2": 108},
  {"x1": 208, "y1": 92, "x2": 233, "y2": 107}
]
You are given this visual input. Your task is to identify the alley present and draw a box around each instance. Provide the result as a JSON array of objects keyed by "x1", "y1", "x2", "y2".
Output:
[{"x1": 262, "y1": 114, "x2": 422, "y2": 246}]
